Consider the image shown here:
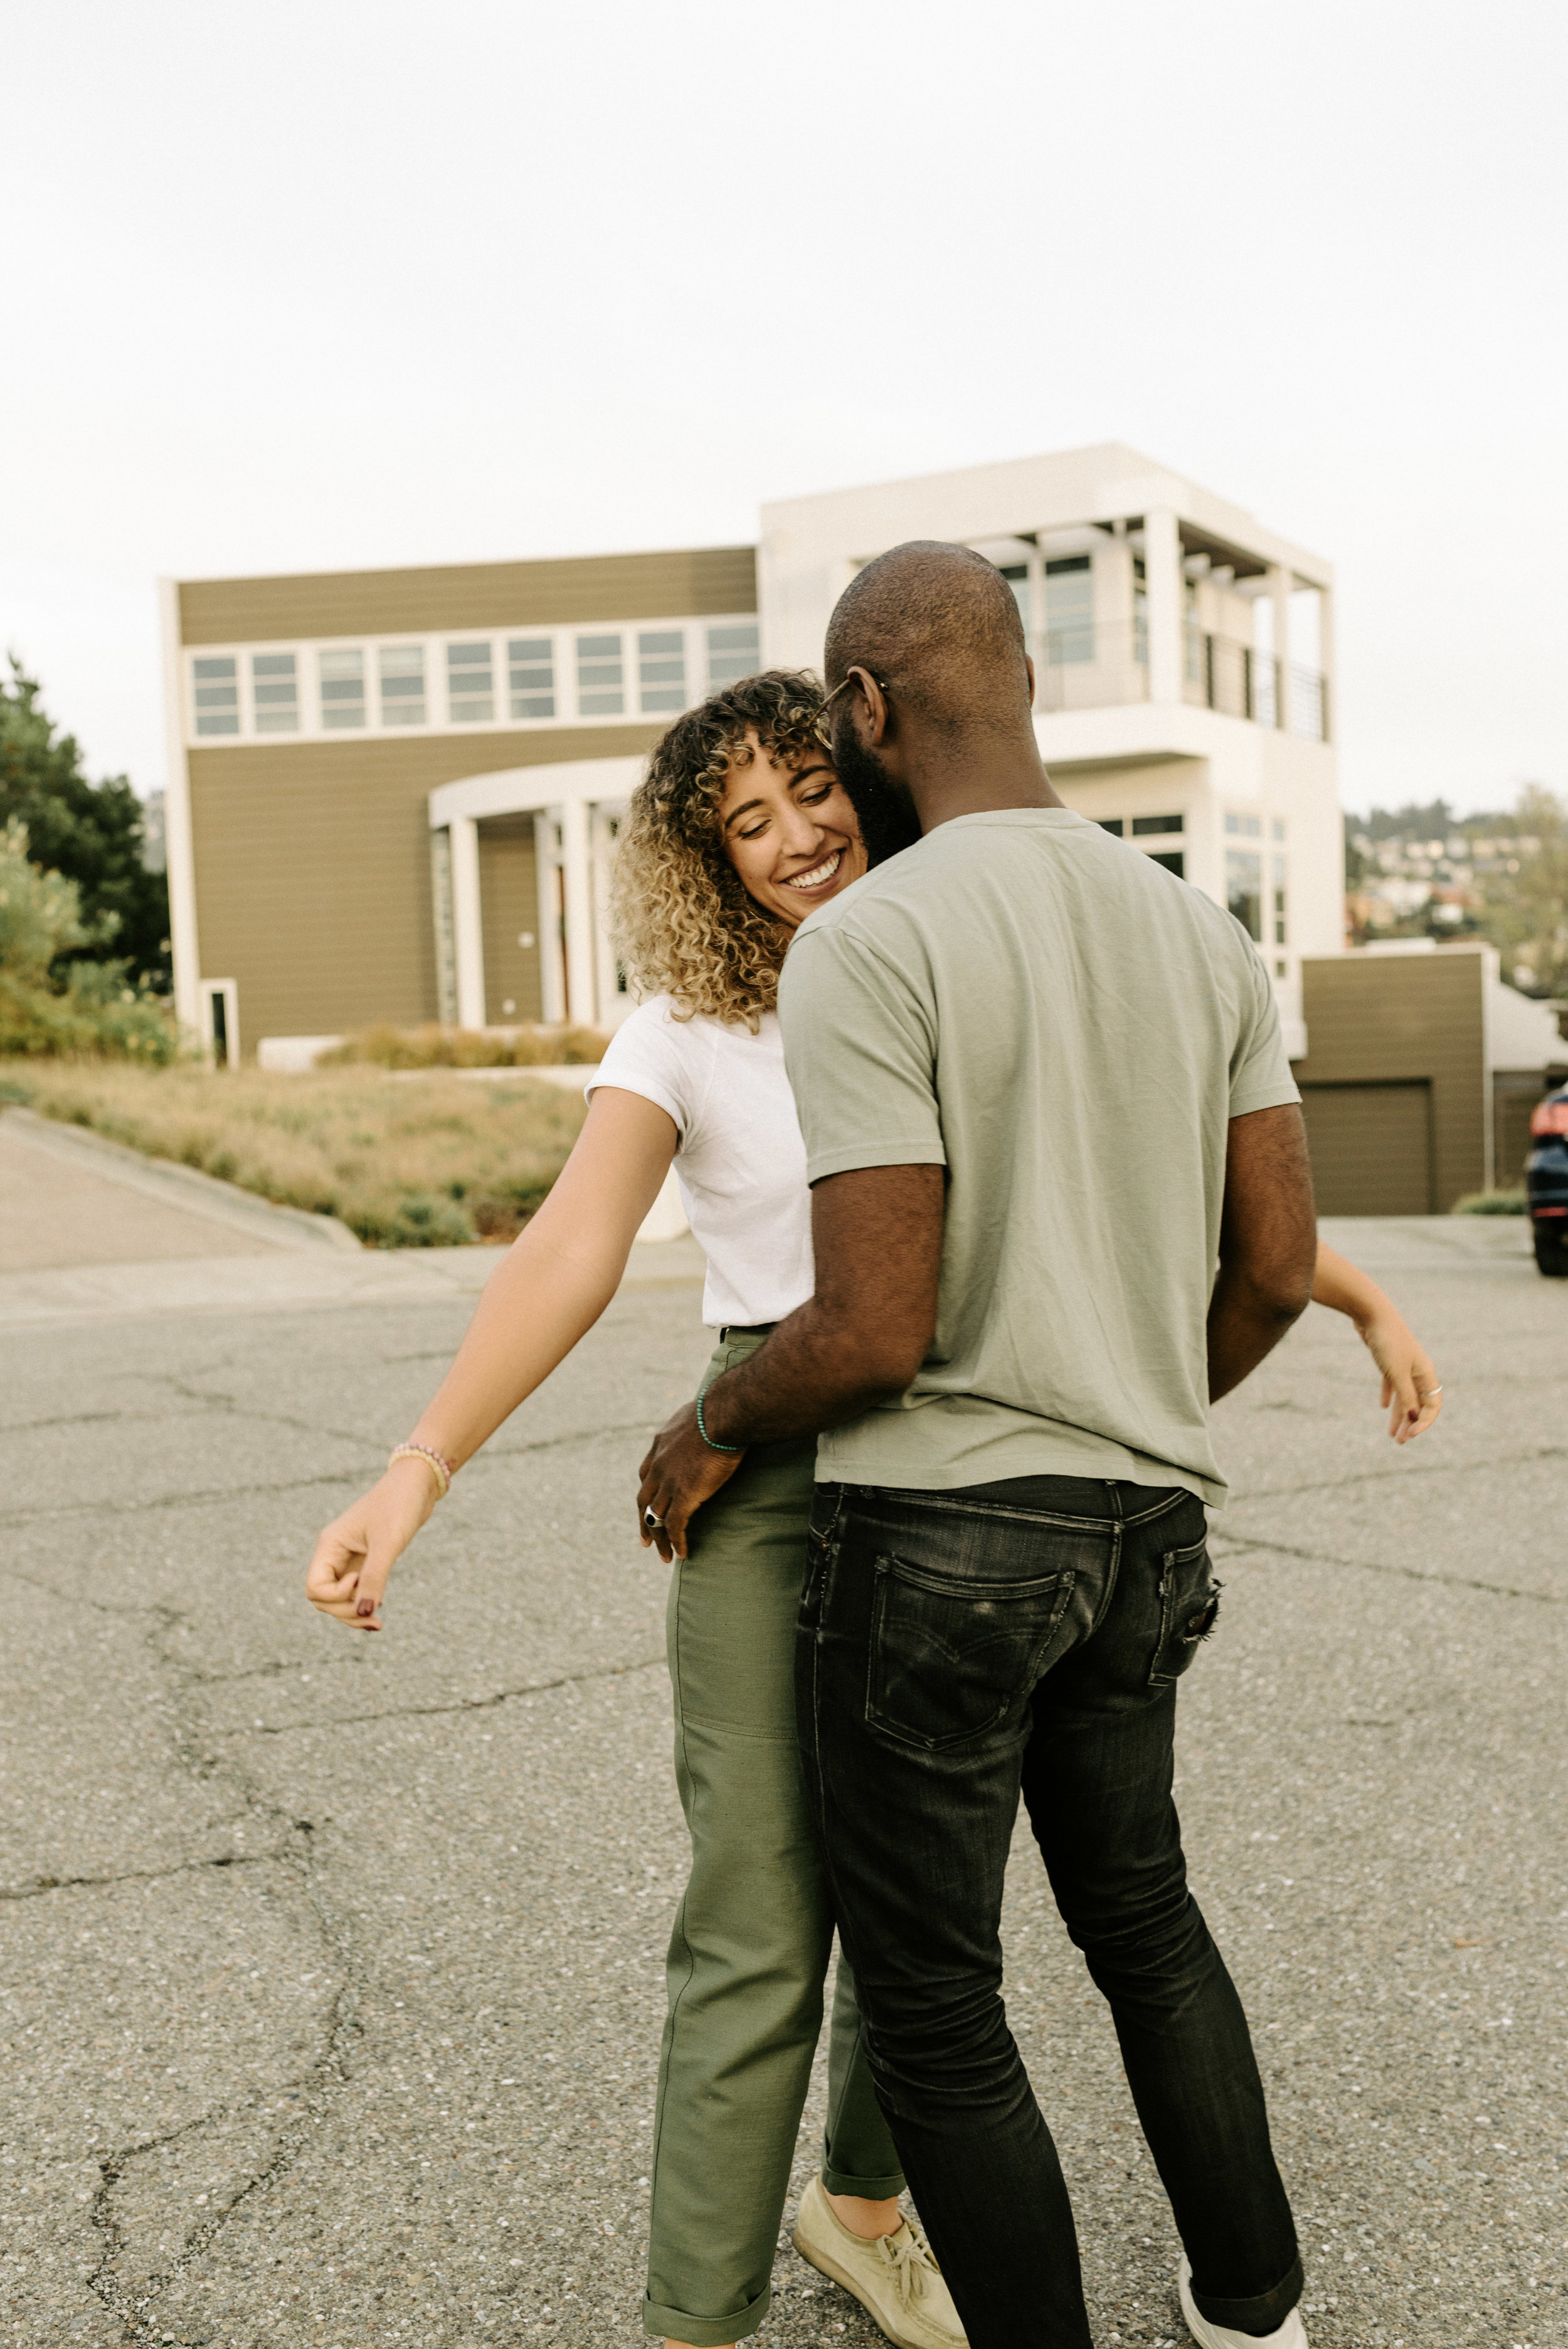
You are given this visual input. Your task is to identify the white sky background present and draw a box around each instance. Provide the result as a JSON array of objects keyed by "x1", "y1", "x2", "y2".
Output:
[{"x1": 3, "y1": 0, "x2": 1564, "y2": 818}]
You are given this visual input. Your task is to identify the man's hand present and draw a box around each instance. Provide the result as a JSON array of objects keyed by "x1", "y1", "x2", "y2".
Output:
[
  {"x1": 305, "y1": 1458, "x2": 438, "y2": 1630},
  {"x1": 637, "y1": 1403, "x2": 745, "y2": 1561}
]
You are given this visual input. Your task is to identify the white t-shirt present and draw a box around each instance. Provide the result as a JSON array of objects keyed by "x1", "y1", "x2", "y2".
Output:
[{"x1": 586, "y1": 996, "x2": 813, "y2": 1328}]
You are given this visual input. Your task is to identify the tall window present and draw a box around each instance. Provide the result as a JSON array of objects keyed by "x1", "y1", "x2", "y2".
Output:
[
  {"x1": 1226, "y1": 849, "x2": 1264, "y2": 941},
  {"x1": 379, "y1": 645, "x2": 426, "y2": 726},
  {"x1": 251, "y1": 652, "x2": 298, "y2": 733},
  {"x1": 576, "y1": 634, "x2": 623, "y2": 716},
  {"x1": 447, "y1": 642, "x2": 494, "y2": 723},
  {"x1": 707, "y1": 623, "x2": 760, "y2": 692},
  {"x1": 638, "y1": 629, "x2": 686, "y2": 714},
  {"x1": 509, "y1": 639, "x2": 554, "y2": 720},
  {"x1": 999, "y1": 563, "x2": 1031, "y2": 637},
  {"x1": 192, "y1": 656, "x2": 240, "y2": 736},
  {"x1": 1044, "y1": 556, "x2": 1093, "y2": 663},
  {"x1": 319, "y1": 649, "x2": 366, "y2": 728}
]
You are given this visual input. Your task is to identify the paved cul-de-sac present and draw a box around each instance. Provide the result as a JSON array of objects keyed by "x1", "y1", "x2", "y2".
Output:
[{"x1": 2, "y1": 1214, "x2": 1564, "y2": 2348}]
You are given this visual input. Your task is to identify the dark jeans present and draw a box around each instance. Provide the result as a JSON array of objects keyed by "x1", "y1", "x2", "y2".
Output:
[{"x1": 797, "y1": 1475, "x2": 1303, "y2": 2348}]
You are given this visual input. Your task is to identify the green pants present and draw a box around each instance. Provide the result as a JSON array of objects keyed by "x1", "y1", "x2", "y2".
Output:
[{"x1": 643, "y1": 1335, "x2": 905, "y2": 2346}]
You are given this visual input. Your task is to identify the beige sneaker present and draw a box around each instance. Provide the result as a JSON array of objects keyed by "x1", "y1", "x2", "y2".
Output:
[
  {"x1": 1178, "y1": 2256, "x2": 1310, "y2": 2347},
  {"x1": 791, "y1": 2173, "x2": 967, "y2": 2349}
]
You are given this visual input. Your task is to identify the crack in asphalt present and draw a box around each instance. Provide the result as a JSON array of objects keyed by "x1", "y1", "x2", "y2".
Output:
[
  {"x1": 1226, "y1": 1436, "x2": 1568, "y2": 1508},
  {"x1": 214, "y1": 1650, "x2": 667, "y2": 1739},
  {"x1": 78, "y1": 1610, "x2": 359, "y2": 2346},
  {"x1": 0, "y1": 1848, "x2": 282, "y2": 1902},
  {"x1": 0, "y1": 1419, "x2": 667, "y2": 1532},
  {"x1": 1210, "y1": 1529, "x2": 1564, "y2": 1605}
]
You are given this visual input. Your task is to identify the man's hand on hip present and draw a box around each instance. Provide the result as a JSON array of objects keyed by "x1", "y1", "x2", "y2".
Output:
[{"x1": 637, "y1": 1401, "x2": 745, "y2": 1561}]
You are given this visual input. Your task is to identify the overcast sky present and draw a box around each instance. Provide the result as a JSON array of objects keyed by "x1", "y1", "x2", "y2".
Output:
[{"x1": 3, "y1": 0, "x2": 1564, "y2": 817}]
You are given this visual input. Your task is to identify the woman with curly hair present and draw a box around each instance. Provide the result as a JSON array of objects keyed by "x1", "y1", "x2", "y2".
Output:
[
  {"x1": 306, "y1": 672, "x2": 966, "y2": 2349},
  {"x1": 305, "y1": 669, "x2": 1442, "y2": 2349}
]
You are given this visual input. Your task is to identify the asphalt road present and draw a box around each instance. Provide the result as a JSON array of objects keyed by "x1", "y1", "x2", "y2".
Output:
[{"x1": 2, "y1": 1214, "x2": 1564, "y2": 2349}]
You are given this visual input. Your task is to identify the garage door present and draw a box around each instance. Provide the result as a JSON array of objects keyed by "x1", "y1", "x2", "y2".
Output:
[{"x1": 1299, "y1": 1082, "x2": 1433, "y2": 1215}]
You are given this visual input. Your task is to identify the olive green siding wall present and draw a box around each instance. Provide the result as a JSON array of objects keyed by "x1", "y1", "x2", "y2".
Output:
[
  {"x1": 179, "y1": 546, "x2": 756, "y2": 646},
  {"x1": 1294, "y1": 951, "x2": 1486, "y2": 1212},
  {"x1": 189, "y1": 725, "x2": 664, "y2": 1049}
]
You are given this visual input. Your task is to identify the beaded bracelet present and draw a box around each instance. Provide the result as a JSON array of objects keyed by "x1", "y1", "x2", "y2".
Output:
[
  {"x1": 695, "y1": 1391, "x2": 744, "y2": 1455},
  {"x1": 388, "y1": 1441, "x2": 455, "y2": 1498}
]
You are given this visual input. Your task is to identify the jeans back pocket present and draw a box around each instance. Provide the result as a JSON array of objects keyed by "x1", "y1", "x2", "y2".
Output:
[
  {"x1": 867, "y1": 1553, "x2": 1076, "y2": 1751},
  {"x1": 1148, "y1": 1538, "x2": 1221, "y2": 1686}
]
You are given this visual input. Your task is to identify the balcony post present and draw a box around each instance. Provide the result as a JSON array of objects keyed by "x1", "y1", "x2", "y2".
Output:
[
  {"x1": 1268, "y1": 565, "x2": 1292, "y2": 730},
  {"x1": 1316, "y1": 584, "x2": 1335, "y2": 743},
  {"x1": 1143, "y1": 507, "x2": 1182, "y2": 704}
]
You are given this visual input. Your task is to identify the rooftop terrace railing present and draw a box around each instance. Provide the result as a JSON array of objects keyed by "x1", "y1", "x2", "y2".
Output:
[
  {"x1": 1030, "y1": 620, "x2": 1150, "y2": 713},
  {"x1": 1183, "y1": 626, "x2": 1330, "y2": 740}
]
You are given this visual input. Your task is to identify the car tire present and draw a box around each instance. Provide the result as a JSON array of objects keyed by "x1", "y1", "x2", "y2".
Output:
[{"x1": 1534, "y1": 1226, "x2": 1568, "y2": 1278}]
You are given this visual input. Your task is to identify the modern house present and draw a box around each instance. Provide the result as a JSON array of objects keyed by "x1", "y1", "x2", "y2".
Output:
[{"x1": 160, "y1": 443, "x2": 1338, "y2": 1066}]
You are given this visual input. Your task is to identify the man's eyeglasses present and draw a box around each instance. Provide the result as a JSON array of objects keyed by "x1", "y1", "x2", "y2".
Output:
[{"x1": 818, "y1": 669, "x2": 891, "y2": 719}]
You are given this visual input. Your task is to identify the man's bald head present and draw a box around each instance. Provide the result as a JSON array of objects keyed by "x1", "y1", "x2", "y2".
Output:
[{"x1": 824, "y1": 541, "x2": 1032, "y2": 734}]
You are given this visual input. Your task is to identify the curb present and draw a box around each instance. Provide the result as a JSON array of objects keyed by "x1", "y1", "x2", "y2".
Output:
[{"x1": 0, "y1": 1108, "x2": 364, "y2": 1256}]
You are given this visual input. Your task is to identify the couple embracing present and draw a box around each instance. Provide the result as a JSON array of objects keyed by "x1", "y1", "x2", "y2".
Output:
[{"x1": 309, "y1": 543, "x2": 1442, "y2": 2349}]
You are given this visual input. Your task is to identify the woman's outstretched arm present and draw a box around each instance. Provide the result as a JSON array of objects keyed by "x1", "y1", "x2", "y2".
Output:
[
  {"x1": 306, "y1": 1086, "x2": 677, "y2": 1629},
  {"x1": 1312, "y1": 1239, "x2": 1444, "y2": 1444}
]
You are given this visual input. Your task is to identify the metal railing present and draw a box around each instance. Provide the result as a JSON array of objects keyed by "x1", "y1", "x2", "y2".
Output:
[
  {"x1": 1029, "y1": 620, "x2": 1149, "y2": 713},
  {"x1": 1183, "y1": 628, "x2": 1329, "y2": 741},
  {"x1": 1027, "y1": 618, "x2": 1328, "y2": 738}
]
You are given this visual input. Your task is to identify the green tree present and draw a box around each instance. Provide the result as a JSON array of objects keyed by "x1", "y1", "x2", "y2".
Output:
[
  {"x1": 0, "y1": 817, "x2": 93, "y2": 978},
  {"x1": 1478, "y1": 783, "x2": 1568, "y2": 999},
  {"x1": 0, "y1": 657, "x2": 170, "y2": 987}
]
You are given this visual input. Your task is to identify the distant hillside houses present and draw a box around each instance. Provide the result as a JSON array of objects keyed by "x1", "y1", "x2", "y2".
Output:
[{"x1": 1345, "y1": 807, "x2": 1543, "y2": 947}]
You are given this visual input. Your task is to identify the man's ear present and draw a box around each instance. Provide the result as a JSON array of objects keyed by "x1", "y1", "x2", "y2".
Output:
[
  {"x1": 849, "y1": 667, "x2": 890, "y2": 745},
  {"x1": 1024, "y1": 654, "x2": 1036, "y2": 710}
]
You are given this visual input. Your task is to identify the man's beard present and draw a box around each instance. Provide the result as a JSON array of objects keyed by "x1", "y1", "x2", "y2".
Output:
[{"x1": 829, "y1": 717, "x2": 923, "y2": 869}]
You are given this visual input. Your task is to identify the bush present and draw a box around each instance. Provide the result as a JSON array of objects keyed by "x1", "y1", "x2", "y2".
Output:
[
  {"x1": 320, "y1": 1021, "x2": 608, "y2": 1069},
  {"x1": 0, "y1": 818, "x2": 180, "y2": 1061},
  {"x1": 1451, "y1": 1187, "x2": 1528, "y2": 1215}
]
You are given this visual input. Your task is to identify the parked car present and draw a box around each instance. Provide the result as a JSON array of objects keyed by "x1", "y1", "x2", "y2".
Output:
[{"x1": 1527, "y1": 1082, "x2": 1568, "y2": 1276}]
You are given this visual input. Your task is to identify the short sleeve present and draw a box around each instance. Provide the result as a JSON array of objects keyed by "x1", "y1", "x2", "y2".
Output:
[
  {"x1": 778, "y1": 924, "x2": 947, "y2": 1184},
  {"x1": 1227, "y1": 941, "x2": 1302, "y2": 1120},
  {"x1": 585, "y1": 1001, "x2": 704, "y2": 1147}
]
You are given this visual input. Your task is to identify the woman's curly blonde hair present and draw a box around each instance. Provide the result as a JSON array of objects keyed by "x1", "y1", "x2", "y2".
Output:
[{"x1": 610, "y1": 669, "x2": 829, "y2": 1029}]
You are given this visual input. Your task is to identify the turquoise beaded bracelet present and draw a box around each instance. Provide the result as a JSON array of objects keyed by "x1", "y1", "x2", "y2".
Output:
[{"x1": 696, "y1": 1391, "x2": 744, "y2": 1454}]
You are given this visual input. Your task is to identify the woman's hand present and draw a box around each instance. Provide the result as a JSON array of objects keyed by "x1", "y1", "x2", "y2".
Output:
[
  {"x1": 305, "y1": 1457, "x2": 440, "y2": 1630},
  {"x1": 1355, "y1": 1308, "x2": 1444, "y2": 1444}
]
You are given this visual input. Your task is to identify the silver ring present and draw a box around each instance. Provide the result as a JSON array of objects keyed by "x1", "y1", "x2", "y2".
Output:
[
  {"x1": 644, "y1": 1507, "x2": 665, "y2": 1529},
  {"x1": 1419, "y1": 1385, "x2": 1442, "y2": 1398}
]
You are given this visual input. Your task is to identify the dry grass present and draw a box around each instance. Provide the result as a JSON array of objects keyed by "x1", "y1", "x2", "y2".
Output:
[
  {"x1": 0, "y1": 1060, "x2": 590, "y2": 1247},
  {"x1": 320, "y1": 1022, "x2": 608, "y2": 1069}
]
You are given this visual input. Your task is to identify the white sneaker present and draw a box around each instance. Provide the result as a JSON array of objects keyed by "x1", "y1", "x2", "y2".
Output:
[
  {"x1": 1179, "y1": 2257, "x2": 1309, "y2": 2347},
  {"x1": 792, "y1": 2172, "x2": 967, "y2": 2348}
]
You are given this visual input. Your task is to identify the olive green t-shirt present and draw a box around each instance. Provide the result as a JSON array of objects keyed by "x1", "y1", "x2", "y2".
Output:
[{"x1": 778, "y1": 807, "x2": 1301, "y2": 1506}]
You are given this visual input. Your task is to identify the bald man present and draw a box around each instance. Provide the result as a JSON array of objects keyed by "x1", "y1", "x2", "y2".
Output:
[{"x1": 637, "y1": 543, "x2": 1316, "y2": 2349}]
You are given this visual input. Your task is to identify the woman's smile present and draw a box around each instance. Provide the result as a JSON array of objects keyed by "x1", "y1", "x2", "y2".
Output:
[{"x1": 780, "y1": 847, "x2": 845, "y2": 896}]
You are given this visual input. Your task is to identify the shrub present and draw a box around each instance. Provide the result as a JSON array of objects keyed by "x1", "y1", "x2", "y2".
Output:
[
  {"x1": 0, "y1": 819, "x2": 180, "y2": 1061},
  {"x1": 1451, "y1": 1187, "x2": 1528, "y2": 1215},
  {"x1": 320, "y1": 1021, "x2": 608, "y2": 1070}
]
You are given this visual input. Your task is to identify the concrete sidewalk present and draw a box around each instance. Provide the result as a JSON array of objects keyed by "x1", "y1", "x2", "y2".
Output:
[{"x1": 1, "y1": 1215, "x2": 1564, "y2": 2348}]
